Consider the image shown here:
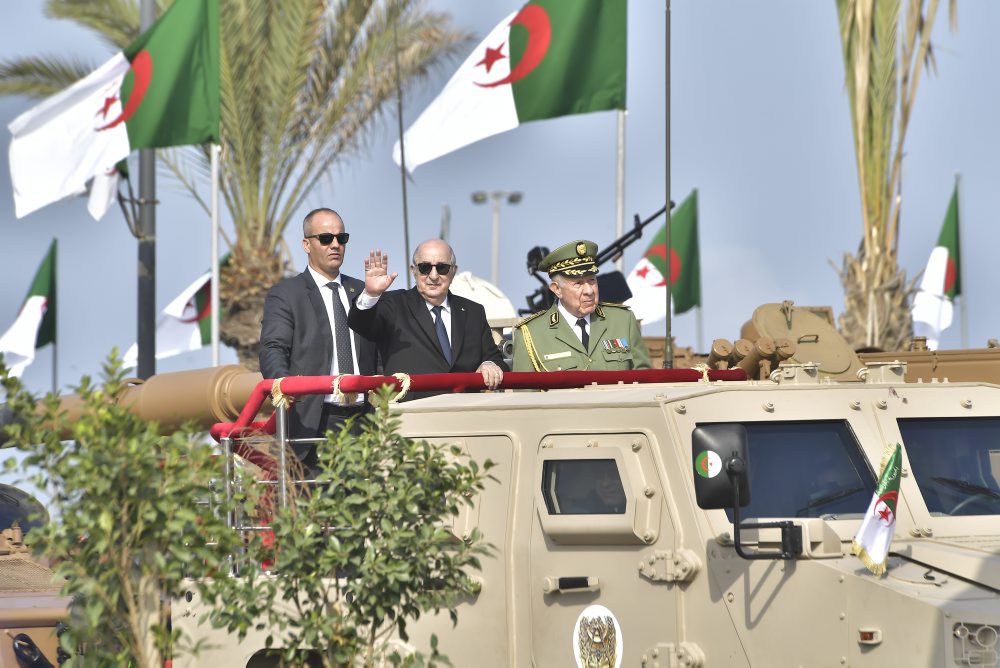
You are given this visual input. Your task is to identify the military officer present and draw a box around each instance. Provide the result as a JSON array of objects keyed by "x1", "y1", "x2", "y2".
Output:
[{"x1": 512, "y1": 240, "x2": 652, "y2": 372}]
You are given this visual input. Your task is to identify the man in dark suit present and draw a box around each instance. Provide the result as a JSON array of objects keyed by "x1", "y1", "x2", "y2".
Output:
[
  {"x1": 259, "y1": 208, "x2": 378, "y2": 469},
  {"x1": 347, "y1": 239, "x2": 506, "y2": 398}
]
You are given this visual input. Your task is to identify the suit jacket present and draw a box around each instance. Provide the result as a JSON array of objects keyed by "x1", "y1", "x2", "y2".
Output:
[
  {"x1": 512, "y1": 301, "x2": 651, "y2": 372},
  {"x1": 347, "y1": 287, "x2": 507, "y2": 399},
  {"x1": 259, "y1": 270, "x2": 378, "y2": 440}
]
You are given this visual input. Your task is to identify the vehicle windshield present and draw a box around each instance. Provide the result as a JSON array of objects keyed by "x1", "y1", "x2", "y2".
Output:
[
  {"x1": 898, "y1": 417, "x2": 1000, "y2": 517},
  {"x1": 723, "y1": 420, "x2": 876, "y2": 522}
]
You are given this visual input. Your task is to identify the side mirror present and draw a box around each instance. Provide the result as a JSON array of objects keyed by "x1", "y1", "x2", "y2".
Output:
[
  {"x1": 692, "y1": 423, "x2": 750, "y2": 509},
  {"x1": 691, "y1": 423, "x2": 801, "y2": 561}
]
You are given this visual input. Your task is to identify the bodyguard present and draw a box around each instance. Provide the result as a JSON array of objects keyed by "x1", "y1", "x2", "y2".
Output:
[{"x1": 512, "y1": 240, "x2": 651, "y2": 372}]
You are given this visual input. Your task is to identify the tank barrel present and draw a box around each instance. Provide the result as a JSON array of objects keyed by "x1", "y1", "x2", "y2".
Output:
[{"x1": 1, "y1": 365, "x2": 262, "y2": 443}]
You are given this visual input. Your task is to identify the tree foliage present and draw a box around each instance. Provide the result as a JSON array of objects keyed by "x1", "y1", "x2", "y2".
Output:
[
  {"x1": 0, "y1": 0, "x2": 471, "y2": 368},
  {"x1": 1, "y1": 356, "x2": 256, "y2": 668},
  {"x1": 834, "y1": 0, "x2": 957, "y2": 350},
  {"x1": 206, "y1": 387, "x2": 493, "y2": 667}
]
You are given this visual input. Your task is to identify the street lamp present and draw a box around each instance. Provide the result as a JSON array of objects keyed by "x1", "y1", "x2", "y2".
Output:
[{"x1": 471, "y1": 190, "x2": 523, "y2": 287}]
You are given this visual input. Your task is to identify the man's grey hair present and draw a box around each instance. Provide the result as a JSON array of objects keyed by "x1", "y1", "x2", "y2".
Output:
[
  {"x1": 302, "y1": 207, "x2": 342, "y2": 236},
  {"x1": 412, "y1": 239, "x2": 457, "y2": 265}
]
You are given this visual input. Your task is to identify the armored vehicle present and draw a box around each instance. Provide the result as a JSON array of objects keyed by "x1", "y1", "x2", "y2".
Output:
[{"x1": 5, "y1": 302, "x2": 1000, "y2": 666}]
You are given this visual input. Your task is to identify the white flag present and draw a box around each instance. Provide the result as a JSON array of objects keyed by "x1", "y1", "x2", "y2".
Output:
[
  {"x1": 8, "y1": 53, "x2": 131, "y2": 220},
  {"x1": 123, "y1": 271, "x2": 212, "y2": 368}
]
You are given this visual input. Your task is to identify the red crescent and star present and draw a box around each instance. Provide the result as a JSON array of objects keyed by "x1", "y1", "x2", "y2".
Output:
[
  {"x1": 474, "y1": 4, "x2": 551, "y2": 88},
  {"x1": 178, "y1": 288, "x2": 212, "y2": 324},
  {"x1": 874, "y1": 490, "x2": 899, "y2": 524},
  {"x1": 943, "y1": 256, "x2": 956, "y2": 295},
  {"x1": 96, "y1": 50, "x2": 153, "y2": 131},
  {"x1": 635, "y1": 245, "x2": 682, "y2": 286}
]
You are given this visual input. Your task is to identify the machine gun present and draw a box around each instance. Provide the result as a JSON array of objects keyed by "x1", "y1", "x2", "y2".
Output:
[{"x1": 521, "y1": 203, "x2": 671, "y2": 315}]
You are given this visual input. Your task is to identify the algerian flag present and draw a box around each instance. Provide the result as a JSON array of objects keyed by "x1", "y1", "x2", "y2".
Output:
[
  {"x1": 911, "y1": 184, "x2": 961, "y2": 349},
  {"x1": 8, "y1": 0, "x2": 219, "y2": 220},
  {"x1": 123, "y1": 270, "x2": 212, "y2": 368},
  {"x1": 625, "y1": 189, "x2": 701, "y2": 324},
  {"x1": 393, "y1": 0, "x2": 626, "y2": 172},
  {"x1": 852, "y1": 443, "x2": 903, "y2": 576},
  {"x1": 0, "y1": 240, "x2": 56, "y2": 377}
]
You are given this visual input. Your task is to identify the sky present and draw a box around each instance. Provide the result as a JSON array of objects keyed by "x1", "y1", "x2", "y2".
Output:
[{"x1": 1, "y1": 1, "x2": 999, "y2": 397}]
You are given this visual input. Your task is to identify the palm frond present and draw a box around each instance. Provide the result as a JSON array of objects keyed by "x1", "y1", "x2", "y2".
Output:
[
  {"x1": 45, "y1": 0, "x2": 145, "y2": 52},
  {"x1": 0, "y1": 57, "x2": 98, "y2": 97}
]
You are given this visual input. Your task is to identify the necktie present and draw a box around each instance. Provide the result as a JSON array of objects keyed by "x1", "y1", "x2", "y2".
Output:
[
  {"x1": 327, "y1": 282, "x2": 355, "y2": 374},
  {"x1": 576, "y1": 317, "x2": 589, "y2": 351},
  {"x1": 432, "y1": 305, "x2": 453, "y2": 365}
]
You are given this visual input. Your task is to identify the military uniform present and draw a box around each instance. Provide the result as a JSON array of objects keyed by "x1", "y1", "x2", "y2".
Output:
[
  {"x1": 512, "y1": 239, "x2": 651, "y2": 372},
  {"x1": 513, "y1": 301, "x2": 651, "y2": 371}
]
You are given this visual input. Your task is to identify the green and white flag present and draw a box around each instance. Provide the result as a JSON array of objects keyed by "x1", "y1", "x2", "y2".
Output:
[
  {"x1": 8, "y1": 0, "x2": 219, "y2": 219},
  {"x1": 123, "y1": 270, "x2": 213, "y2": 368},
  {"x1": 911, "y1": 184, "x2": 961, "y2": 349},
  {"x1": 852, "y1": 443, "x2": 903, "y2": 576},
  {"x1": 0, "y1": 240, "x2": 56, "y2": 377},
  {"x1": 625, "y1": 189, "x2": 701, "y2": 323},
  {"x1": 393, "y1": 0, "x2": 626, "y2": 171}
]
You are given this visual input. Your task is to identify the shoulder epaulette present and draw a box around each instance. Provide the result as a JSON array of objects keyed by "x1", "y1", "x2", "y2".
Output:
[
  {"x1": 514, "y1": 311, "x2": 546, "y2": 328},
  {"x1": 598, "y1": 301, "x2": 632, "y2": 310}
]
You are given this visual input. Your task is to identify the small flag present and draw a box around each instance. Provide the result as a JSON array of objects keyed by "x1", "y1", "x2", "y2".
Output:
[
  {"x1": 8, "y1": 0, "x2": 219, "y2": 220},
  {"x1": 123, "y1": 270, "x2": 212, "y2": 368},
  {"x1": 911, "y1": 184, "x2": 960, "y2": 349},
  {"x1": 393, "y1": 0, "x2": 626, "y2": 172},
  {"x1": 852, "y1": 443, "x2": 903, "y2": 575},
  {"x1": 625, "y1": 189, "x2": 701, "y2": 324},
  {"x1": 0, "y1": 240, "x2": 56, "y2": 377}
]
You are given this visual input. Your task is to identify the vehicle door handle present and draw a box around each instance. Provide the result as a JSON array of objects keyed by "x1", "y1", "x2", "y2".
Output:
[{"x1": 542, "y1": 576, "x2": 600, "y2": 594}]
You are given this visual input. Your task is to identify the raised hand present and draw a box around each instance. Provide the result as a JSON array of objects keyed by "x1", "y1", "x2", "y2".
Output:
[{"x1": 363, "y1": 249, "x2": 398, "y2": 297}]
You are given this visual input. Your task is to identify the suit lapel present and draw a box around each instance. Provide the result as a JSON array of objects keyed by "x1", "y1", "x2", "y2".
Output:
[
  {"x1": 449, "y1": 292, "x2": 466, "y2": 365},
  {"x1": 550, "y1": 304, "x2": 587, "y2": 354},
  {"x1": 302, "y1": 272, "x2": 333, "y2": 362},
  {"x1": 407, "y1": 288, "x2": 443, "y2": 357},
  {"x1": 588, "y1": 311, "x2": 610, "y2": 356}
]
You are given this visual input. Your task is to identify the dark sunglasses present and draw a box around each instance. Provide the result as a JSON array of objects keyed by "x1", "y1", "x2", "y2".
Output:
[
  {"x1": 414, "y1": 262, "x2": 453, "y2": 276},
  {"x1": 305, "y1": 232, "x2": 350, "y2": 246}
]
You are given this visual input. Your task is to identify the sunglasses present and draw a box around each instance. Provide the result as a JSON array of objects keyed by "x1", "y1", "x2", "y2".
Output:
[
  {"x1": 414, "y1": 262, "x2": 453, "y2": 276},
  {"x1": 305, "y1": 232, "x2": 350, "y2": 246}
]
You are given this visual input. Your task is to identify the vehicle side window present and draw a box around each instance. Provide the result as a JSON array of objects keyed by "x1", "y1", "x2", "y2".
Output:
[
  {"x1": 718, "y1": 420, "x2": 875, "y2": 522},
  {"x1": 898, "y1": 417, "x2": 1000, "y2": 516},
  {"x1": 542, "y1": 459, "x2": 627, "y2": 515}
]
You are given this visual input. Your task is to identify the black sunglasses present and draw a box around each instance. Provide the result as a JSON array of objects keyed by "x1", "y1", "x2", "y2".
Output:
[
  {"x1": 414, "y1": 262, "x2": 453, "y2": 276},
  {"x1": 305, "y1": 232, "x2": 350, "y2": 246}
]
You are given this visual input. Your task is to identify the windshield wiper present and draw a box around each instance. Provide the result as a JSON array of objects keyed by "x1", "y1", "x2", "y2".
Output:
[
  {"x1": 796, "y1": 486, "x2": 865, "y2": 517},
  {"x1": 931, "y1": 477, "x2": 1000, "y2": 499}
]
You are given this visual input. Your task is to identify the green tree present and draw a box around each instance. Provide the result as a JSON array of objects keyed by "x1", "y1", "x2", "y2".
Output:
[
  {"x1": 205, "y1": 387, "x2": 492, "y2": 667},
  {"x1": 0, "y1": 1, "x2": 470, "y2": 368},
  {"x1": 1, "y1": 356, "x2": 257, "y2": 668},
  {"x1": 834, "y1": 0, "x2": 956, "y2": 350}
]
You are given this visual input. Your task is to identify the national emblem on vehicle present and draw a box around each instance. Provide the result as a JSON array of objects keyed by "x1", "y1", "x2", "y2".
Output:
[{"x1": 573, "y1": 604, "x2": 623, "y2": 668}]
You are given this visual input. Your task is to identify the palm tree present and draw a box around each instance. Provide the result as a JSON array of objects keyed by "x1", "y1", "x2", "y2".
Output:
[
  {"x1": 0, "y1": 0, "x2": 470, "y2": 369},
  {"x1": 834, "y1": 0, "x2": 956, "y2": 351}
]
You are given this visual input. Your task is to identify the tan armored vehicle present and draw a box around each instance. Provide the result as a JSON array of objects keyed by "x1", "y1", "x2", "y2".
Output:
[{"x1": 5, "y1": 302, "x2": 1000, "y2": 666}]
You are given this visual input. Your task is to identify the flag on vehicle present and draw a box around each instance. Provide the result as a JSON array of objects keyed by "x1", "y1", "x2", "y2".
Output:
[
  {"x1": 8, "y1": 0, "x2": 219, "y2": 220},
  {"x1": 852, "y1": 443, "x2": 903, "y2": 576},
  {"x1": 393, "y1": 0, "x2": 626, "y2": 172},
  {"x1": 625, "y1": 189, "x2": 701, "y2": 324},
  {"x1": 911, "y1": 184, "x2": 961, "y2": 349},
  {"x1": 122, "y1": 270, "x2": 213, "y2": 368},
  {"x1": 0, "y1": 240, "x2": 56, "y2": 377}
]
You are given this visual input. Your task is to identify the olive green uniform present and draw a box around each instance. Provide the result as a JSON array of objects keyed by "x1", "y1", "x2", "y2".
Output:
[{"x1": 513, "y1": 301, "x2": 651, "y2": 372}]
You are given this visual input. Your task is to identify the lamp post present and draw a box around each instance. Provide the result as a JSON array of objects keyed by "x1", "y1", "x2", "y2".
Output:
[{"x1": 471, "y1": 190, "x2": 523, "y2": 287}]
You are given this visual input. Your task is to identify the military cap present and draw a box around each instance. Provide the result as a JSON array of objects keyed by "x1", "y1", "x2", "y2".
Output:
[{"x1": 539, "y1": 240, "x2": 599, "y2": 277}]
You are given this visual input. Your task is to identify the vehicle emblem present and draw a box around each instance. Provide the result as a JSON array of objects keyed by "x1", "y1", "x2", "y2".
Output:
[{"x1": 573, "y1": 604, "x2": 622, "y2": 668}]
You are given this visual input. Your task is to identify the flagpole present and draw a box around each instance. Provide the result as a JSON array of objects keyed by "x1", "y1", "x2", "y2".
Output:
[
  {"x1": 955, "y1": 172, "x2": 967, "y2": 348},
  {"x1": 393, "y1": 2, "x2": 413, "y2": 289},
  {"x1": 615, "y1": 110, "x2": 626, "y2": 271},
  {"x1": 136, "y1": 0, "x2": 157, "y2": 381},
  {"x1": 211, "y1": 143, "x2": 221, "y2": 366},
  {"x1": 663, "y1": 0, "x2": 673, "y2": 368}
]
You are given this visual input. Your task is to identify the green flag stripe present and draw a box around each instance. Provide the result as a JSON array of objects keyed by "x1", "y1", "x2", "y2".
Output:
[
  {"x1": 937, "y1": 184, "x2": 960, "y2": 300},
  {"x1": 122, "y1": 0, "x2": 220, "y2": 148},
  {"x1": 510, "y1": 0, "x2": 626, "y2": 122},
  {"x1": 27, "y1": 239, "x2": 57, "y2": 348}
]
